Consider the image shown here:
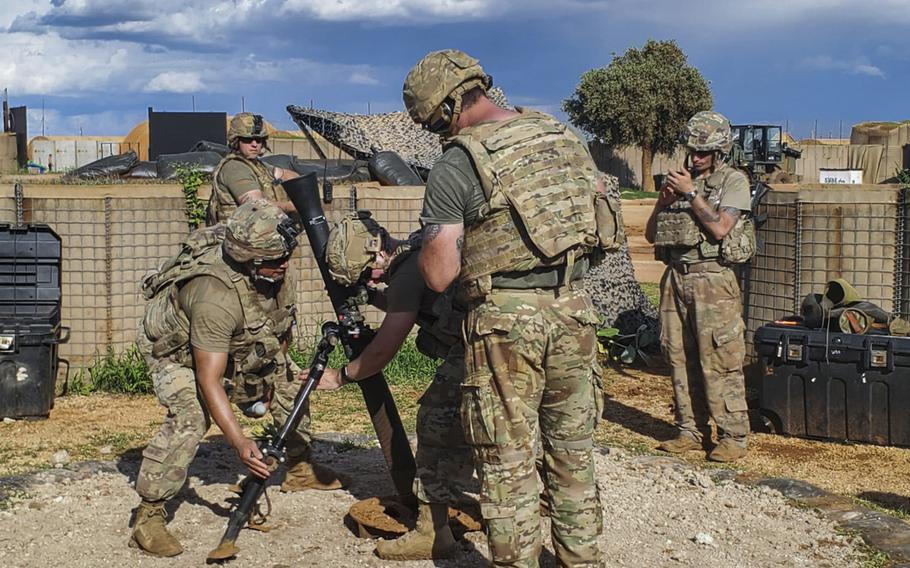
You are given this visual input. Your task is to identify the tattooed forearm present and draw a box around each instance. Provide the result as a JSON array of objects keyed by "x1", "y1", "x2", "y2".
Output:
[
  {"x1": 720, "y1": 206, "x2": 741, "y2": 220},
  {"x1": 423, "y1": 223, "x2": 442, "y2": 243},
  {"x1": 693, "y1": 202, "x2": 721, "y2": 224}
]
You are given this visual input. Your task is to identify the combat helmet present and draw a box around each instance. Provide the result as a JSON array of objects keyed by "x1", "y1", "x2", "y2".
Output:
[
  {"x1": 403, "y1": 49, "x2": 492, "y2": 134},
  {"x1": 680, "y1": 111, "x2": 733, "y2": 153},
  {"x1": 228, "y1": 112, "x2": 269, "y2": 144},
  {"x1": 326, "y1": 210, "x2": 387, "y2": 285},
  {"x1": 223, "y1": 199, "x2": 299, "y2": 264}
]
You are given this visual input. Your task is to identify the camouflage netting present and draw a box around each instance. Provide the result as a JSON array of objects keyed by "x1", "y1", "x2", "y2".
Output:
[
  {"x1": 286, "y1": 87, "x2": 514, "y2": 172},
  {"x1": 582, "y1": 174, "x2": 659, "y2": 334}
]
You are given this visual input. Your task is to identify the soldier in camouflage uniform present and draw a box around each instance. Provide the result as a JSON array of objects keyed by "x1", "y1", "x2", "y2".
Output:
[
  {"x1": 305, "y1": 211, "x2": 473, "y2": 560},
  {"x1": 645, "y1": 111, "x2": 754, "y2": 463},
  {"x1": 404, "y1": 50, "x2": 609, "y2": 568},
  {"x1": 130, "y1": 201, "x2": 346, "y2": 558},
  {"x1": 205, "y1": 112, "x2": 299, "y2": 226}
]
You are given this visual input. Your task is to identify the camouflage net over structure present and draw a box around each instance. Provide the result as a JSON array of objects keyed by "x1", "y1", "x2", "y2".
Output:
[
  {"x1": 582, "y1": 174, "x2": 659, "y2": 334},
  {"x1": 286, "y1": 87, "x2": 514, "y2": 172}
]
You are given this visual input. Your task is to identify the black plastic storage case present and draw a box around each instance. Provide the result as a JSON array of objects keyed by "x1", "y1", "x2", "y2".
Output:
[
  {"x1": 0, "y1": 224, "x2": 68, "y2": 419},
  {"x1": 754, "y1": 323, "x2": 910, "y2": 446}
]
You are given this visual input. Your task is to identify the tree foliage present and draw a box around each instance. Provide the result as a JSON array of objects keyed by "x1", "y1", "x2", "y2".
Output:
[{"x1": 564, "y1": 40, "x2": 713, "y2": 189}]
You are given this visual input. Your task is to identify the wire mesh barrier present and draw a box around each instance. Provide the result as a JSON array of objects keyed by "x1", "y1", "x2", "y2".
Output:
[
  {"x1": 1, "y1": 182, "x2": 425, "y2": 390},
  {"x1": 744, "y1": 185, "x2": 909, "y2": 357}
]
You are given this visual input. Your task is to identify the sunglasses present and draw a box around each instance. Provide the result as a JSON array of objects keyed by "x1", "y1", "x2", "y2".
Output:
[
  {"x1": 254, "y1": 255, "x2": 290, "y2": 268},
  {"x1": 238, "y1": 136, "x2": 267, "y2": 144}
]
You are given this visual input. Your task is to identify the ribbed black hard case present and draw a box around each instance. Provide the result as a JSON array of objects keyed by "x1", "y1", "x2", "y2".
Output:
[
  {"x1": 754, "y1": 324, "x2": 910, "y2": 446},
  {"x1": 0, "y1": 224, "x2": 68, "y2": 419}
]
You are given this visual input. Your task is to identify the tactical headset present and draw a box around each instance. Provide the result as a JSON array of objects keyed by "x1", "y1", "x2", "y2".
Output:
[{"x1": 422, "y1": 74, "x2": 493, "y2": 135}]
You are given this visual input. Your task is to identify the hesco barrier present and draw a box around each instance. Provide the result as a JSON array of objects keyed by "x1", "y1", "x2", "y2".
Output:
[
  {"x1": 744, "y1": 184, "x2": 910, "y2": 355},
  {"x1": 0, "y1": 180, "x2": 426, "y2": 391}
]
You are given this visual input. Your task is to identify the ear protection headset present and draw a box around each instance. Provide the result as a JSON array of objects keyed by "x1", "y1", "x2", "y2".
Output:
[{"x1": 422, "y1": 74, "x2": 493, "y2": 135}]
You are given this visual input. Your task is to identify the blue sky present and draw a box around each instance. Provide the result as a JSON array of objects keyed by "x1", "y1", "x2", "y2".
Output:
[{"x1": 1, "y1": 0, "x2": 906, "y2": 140}]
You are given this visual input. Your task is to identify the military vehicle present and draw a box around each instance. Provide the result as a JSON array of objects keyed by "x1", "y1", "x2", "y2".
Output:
[{"x1": 729, "y1": 124, "x2": 802, "y2": 184}]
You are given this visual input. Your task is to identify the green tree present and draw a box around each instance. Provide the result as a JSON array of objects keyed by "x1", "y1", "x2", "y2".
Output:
[{"x1": 564, "y1": 39, "x2": 712, "y2": 191}]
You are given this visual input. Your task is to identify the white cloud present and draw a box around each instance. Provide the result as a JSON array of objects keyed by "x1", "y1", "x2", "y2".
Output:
[
  {"x1": 279, "y1": 0, "x2": 496, "y2": 22},
  {"x1": 349, "y1": 71, "x2": 380, "y2": 86},
  {"x1": 0, "y1": 32, "x2": 132, "y2": 94},
  {"x1": 800, "y1": 55, "x2": 886, "y2": 78},
  {"x1": 144, "y1": 71, "x2": 206, "y2": 93}
]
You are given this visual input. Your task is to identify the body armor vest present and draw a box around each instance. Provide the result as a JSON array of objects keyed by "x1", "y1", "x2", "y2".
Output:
[
  {"x1": 206, "y1": 154, "x2": 279, "y2": 226},
  {"x1": 139, "y1": 226, "x2": 296, "y2": 404},
  {"x1": 446, "y1": 110, "x2": 601, "y2": 289},
  {"x1": 654, "y1": 165, "x2": 756, "y2": 264}
]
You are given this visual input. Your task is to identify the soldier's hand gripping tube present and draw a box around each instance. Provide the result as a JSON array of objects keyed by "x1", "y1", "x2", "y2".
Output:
[
  {"x1": 282, "y1": 173, "x2": 417, "y2": 508},
  {"x1": 207, "y1": 322, "x2": 342, "y2": 563}
]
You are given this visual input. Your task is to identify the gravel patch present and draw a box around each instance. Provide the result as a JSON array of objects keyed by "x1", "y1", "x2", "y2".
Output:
[{"x1": 0, "y1": 438, "x2": 862, "y2": 567}]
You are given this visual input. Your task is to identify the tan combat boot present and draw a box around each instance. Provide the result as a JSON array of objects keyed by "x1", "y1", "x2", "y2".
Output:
[
  {"x1": 657, "y1": 432, "x2": 701, "y2": 454},
  {"x1": 281, "y1": 455, "x2": 350, "y2": 492},
  {"x1": 708, "y1": 438, "x2": 748, "y2": 462},
  {"x1": 129, "y1": 500, "x2": 183, "y2": 557},
  {"x1": 375, "y1": 502, "x2": 457, "y2": 561}
]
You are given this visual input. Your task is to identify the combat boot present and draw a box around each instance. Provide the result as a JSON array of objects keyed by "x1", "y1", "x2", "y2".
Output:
[
  {"x1": 708, "y1": 438, "x2": 748, "y2": 462},
  {"x1": 129, "y1": 500, "x2": 183, "y2": 557},
  {"x1": 281, "y1": 454, "x2": 349, "y2": 492},
  {"x1": 375, "y1": 502, "x2": 456, "y2": 561},
  {"x1": 657, "y1": 432, "x2": 701, "y2": 454}
]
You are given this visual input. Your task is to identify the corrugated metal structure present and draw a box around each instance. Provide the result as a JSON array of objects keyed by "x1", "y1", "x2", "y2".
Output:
[{"x1": 27, "y1": 136, "x2": 136, "y2": 172}]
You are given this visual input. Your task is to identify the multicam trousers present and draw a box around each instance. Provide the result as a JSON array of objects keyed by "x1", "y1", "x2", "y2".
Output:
[
  {"x1": 413, "y1": 342, "x2": 474, "y2": 505},
  {"x1": 659, "y1": 265, "x2": 750, "y2": 444},
  {"x1": 135, "y1": 355, "x2": 312, "y2": 502},
  {"x1": 463, "y1": 286, "x2": 603, "y2": 568}
]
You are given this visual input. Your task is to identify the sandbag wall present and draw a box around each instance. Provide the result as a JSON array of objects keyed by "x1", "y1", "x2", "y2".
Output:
[{"x1": 744, "y1": 184, "x2": 910, "y2": 355}]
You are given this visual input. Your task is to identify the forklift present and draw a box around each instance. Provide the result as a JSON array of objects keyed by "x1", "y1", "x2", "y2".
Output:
[{"x1": 729, "y1": 124, "x2": 802, "y2": 184}]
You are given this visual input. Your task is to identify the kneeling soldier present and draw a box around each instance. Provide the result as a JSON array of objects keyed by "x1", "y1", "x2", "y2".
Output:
[{"x1": 130, "y1": 200, "x2": 346, "y2": 557}]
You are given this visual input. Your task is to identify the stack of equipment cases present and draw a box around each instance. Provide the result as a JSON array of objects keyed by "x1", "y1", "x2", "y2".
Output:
[
  {"x1": 754, "y1": 323, "x2": 910, "y2": 446},
  {"x1": 0, "y1": 224, "x2": 69, "y2": 419}
]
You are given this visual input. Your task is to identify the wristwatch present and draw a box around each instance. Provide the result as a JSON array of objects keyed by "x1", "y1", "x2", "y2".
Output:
[
  {"x1": 683, "y1": 190, "x2": 697, "y2": 202},
  {"x1": 340, "y1": 365, "x2": 352, "y2": 385}
]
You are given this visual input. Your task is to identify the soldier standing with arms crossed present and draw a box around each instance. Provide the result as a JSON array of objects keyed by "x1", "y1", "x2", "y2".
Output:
[
  {"x1": 205, "y1": 112, "x2": 299, "y2": 225},
  {"x1": 404, "y1": 49, "x2": 606, "y2": 567},
  {"x1": 645, "y1": 111, "x2": 753, "y2": 462}
]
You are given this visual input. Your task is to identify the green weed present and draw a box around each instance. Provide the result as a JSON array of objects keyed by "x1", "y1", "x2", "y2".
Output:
[
  {"x1": 69, "y1": 346, "x2": 151, "y2": 395},
  {"x1": 290, "y1": 335, "x2": 436, "y2": 388},
  {"x1": 620, "y1": 188, "x2": 659, "y2": 200},
  {"x1": 639, "y1": 282, "x2": 660, "y2": 308},
  {"x1": 174, "y1": 164, "x2": 210, "y2": 229}
]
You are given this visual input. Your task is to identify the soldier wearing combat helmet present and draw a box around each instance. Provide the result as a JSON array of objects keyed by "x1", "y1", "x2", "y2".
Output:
[
  {"x1": 404, "y1": 49, "x2": 609, "y2": 567},
  {"x1": 129, "y1": 201, "x2": 347, "y2": 558},
  {"x1": 645, "y1": 110, "x2": 754, "y2": 462},
  {"x1": 205, "y1": 112, "x2": 300, "y2": 226},
  {"x1": 304, "y1": 211, "x2": 474, "y2": 560}
]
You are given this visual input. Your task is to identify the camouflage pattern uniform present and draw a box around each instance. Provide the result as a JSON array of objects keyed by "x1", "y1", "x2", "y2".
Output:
[
  {"x1": 405, "y1": 49, "x2": 608, "y2": 568},
  {"x1": 135, "y1": 202, "x2": 310, "y2": 502},
  {"x1": 206, "y1": 112, "x2": 286, "y2": 226},
  {"x1": 654, "y1": 111, "x2": 752, "y2": 451},
  {"x1": 326, "y1": 215, "x2": 474, "y2": 505}
]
